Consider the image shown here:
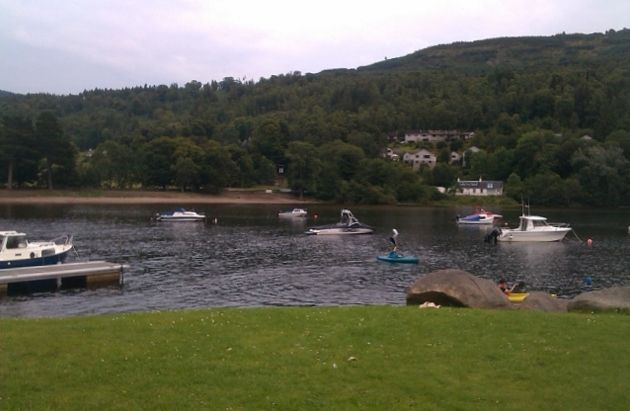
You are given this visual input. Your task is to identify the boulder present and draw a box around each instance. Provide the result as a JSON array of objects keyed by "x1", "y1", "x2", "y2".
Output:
[
  {"x1": 406, "y1": 269, "x2": 511, "y2": 309},
  {"x1": 516, "y1": 292, "x2": 569, "y2": 312},
  {"x1": 568, "y1": 286, "x2": 630, "y2": 312}
]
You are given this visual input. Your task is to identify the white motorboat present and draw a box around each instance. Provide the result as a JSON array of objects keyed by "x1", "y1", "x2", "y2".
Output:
[
  {"x1": 305, "y1": 209, "x2": 373, "y2": 235},
  {"x1": 155, "y1": 208, "x2": 206, "y2": 222},
  {"x1": 456, "y1": 208, "x2": 502, "y2": 225},
  {"x1": 1, "y1": 231, "x2": 74, "y2": 269},
  {"x1": 278, "y1": 208, "x2": 308, "y2": 218},
  {"x1": 496, "y1": 215, "x2": 571, "y2": 242}
]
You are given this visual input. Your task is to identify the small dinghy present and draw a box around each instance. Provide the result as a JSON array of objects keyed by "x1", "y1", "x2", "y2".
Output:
[
  {"x1": 377, "y1": 251, "x2": 419, "y2": 264},
  {"x1": 456, "y1": 207, "x2": 502, "y2": 225},
  {"x1": 278, "y1": 208, "x2": 307, "y2": 218}
]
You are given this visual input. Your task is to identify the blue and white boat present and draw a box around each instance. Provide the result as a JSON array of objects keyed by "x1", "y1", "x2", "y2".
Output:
[
  {"x1": 456, "y1": 208, "x2": 502, "y2": 225},
  {"x1": 0, "y1": 231, "x2": 74, "y2": 269},
  {"x1": 155, "y1": 208, "x2": 206, "y2": 222}
]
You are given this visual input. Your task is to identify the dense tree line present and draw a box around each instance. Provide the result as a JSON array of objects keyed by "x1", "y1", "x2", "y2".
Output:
[{"x1": 1, "y1": 30, "x2": 630, "y2": 205}]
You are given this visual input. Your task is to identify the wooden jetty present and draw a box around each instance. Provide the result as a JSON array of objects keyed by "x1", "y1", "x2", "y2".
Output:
[{"x1": 0, "y1": 261, "x2": 127, "y2": 297}]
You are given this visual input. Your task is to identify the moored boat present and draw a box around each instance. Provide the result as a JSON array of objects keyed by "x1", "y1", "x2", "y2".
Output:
[
  {"x1": 155, "y1": 208, "x2": 206, "y2": 222},
  {"x1": 278, "y1": 208, "x2": 307, "y2": 218},
  {"x1": 456, "y1": 208, "x2": 502, "y2": 225},
  {"x1": 0, "y1": 231, "x2": 74, "y2": 269},
  {"x1": 496, "y1": 214, "x2": 571, "y2": 242},
  {"x1": 305, "y1": 209, "x2": 373, "y2": 235}
]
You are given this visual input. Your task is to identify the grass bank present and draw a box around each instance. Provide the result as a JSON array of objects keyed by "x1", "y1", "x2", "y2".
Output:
[{"x1": 2, "y1": 306, "x2": 629, "y2": 410}]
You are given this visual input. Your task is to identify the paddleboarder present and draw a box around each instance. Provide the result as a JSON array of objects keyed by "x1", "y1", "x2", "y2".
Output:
[{"x1": 389, "y1": 229, "x2": 399, "y2": 252}]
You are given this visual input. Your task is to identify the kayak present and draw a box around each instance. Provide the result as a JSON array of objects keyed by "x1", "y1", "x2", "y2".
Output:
[
  {"x1": 507, "y1": 292, "x2": 529, "y2": 303},
  {"x1": 377, "y1": 251, "x2": 419, "y2": 264}
]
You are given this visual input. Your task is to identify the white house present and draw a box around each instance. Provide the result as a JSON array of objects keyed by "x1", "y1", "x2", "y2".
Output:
[
  {"x1": 403, "y1": 149, "x2": 437, "y2": 170},
  {"x1": 455, "y1": 177, "x2": 503, "y2": 196}
]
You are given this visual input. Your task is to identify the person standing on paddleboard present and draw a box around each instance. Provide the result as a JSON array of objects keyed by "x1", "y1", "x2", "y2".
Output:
[{"x1": 389, "y1": 229, "x2": 399, "y2": 252}]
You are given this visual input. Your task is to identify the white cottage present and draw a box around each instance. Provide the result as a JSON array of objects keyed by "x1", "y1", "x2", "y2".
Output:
[{"x1": 455, "y1": 177, "x2": 503, "y2": 196}]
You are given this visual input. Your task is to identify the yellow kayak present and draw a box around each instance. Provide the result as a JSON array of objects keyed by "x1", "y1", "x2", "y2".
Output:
[{"x1": 507, "y1": 292, "x2": 529, "y2": 303}]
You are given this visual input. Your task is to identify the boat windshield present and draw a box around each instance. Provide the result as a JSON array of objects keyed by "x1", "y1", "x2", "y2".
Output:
[
  {"x1": 340, "y1": 210, "x2": 360, "y2": 226},
  {"x1": 531, "y1": 219, "x2": 549, "y2": 228},
  {"x1": 5, "y1": 235, "x2": 28, "y2": 249}
]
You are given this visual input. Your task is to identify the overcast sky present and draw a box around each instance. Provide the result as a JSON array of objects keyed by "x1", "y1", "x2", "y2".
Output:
[{"x1": 1, "y1": 0, "x2": 628, "y2": 95}]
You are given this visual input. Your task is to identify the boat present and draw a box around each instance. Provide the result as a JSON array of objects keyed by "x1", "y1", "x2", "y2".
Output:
[
  {"x1": 278, "y1": 208, "x2": 307, "y2": 218},
  {"x1": 496, "y1": 214, "x2": 571, "y2": 242},
  {"x1": 377, "y1": 251, "x2": 419, "y2": 264},
  {"x1": 155, "y1": 208, "x2": 206, "y2": 222},
  {"x1": 0, "y1": 231, "x2": 74, "y2": 269},
  {"x1": 507, "y1": 292, "x2": 529, "y2": 303},
  {"x1": 305, "y1": 209, "x2": 373, "y2": 235},
  {"x1": 456, "y1": 207, "x2": 502, "y2": 225}
]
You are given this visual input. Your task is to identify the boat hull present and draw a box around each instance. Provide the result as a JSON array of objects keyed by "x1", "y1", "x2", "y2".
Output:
[
  {"x1": 497, "y1": 228, "x2": 571, "y2": 242},
  {"x1": 0, "y1": 248, "x2": 72, "y2": 269},
  {"x1": 305, "y1": 227, "x2": 373, "y2": 235},
  {"x1": 377, "y1": 252, "x2": 418, "y2": 264},
  {"x1": 156, "y1": 216, "x2": 206, "y2": 222},
  {"x1": 456, "y1": 217, "x2": 496, "y2": 225},
  {"x1": 507, "y1": 292, "x2": 529, "y2": 303}
]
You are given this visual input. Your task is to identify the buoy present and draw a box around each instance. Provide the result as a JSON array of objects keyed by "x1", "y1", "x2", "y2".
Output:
[{"x1": 586, "y1": 238, "x2": 593, "y2": 246}]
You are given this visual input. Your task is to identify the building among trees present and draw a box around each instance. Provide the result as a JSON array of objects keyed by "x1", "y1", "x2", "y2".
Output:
[
  {"x1": 403, "y1": 149, "x2": 437, "y2": 170},
  {"x1": 455, "y1": 177, "x2": 503, "y2": 196}
]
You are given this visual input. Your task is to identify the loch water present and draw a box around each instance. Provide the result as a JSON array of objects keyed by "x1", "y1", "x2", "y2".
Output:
[{"x1": 1, "y1": 204, "x2": 629, "y2": 317}]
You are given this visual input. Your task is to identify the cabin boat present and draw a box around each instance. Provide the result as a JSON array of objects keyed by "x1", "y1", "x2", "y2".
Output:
[
  {"x1": 278, "y1": 208, "x2": 307, "y2": 218},
  {"x1": 305, "y1": 209, "x2": 373, "y2": 235},
  {"x1": 155, "y1": 208, "x2": 206, "y2": 222},
  {"x1": 456, "y1": 208, "x2": 502, "y2": 225},
  {"x1": 497, "y1": 215, "x2": 571, "y2": 242},
  {"x1": 0, "y1": 231, "x2": 74, "y2": 269}
]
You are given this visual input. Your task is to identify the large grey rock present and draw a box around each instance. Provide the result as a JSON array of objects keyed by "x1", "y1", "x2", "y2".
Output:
[
  {"x1": 406, "y1": 269, "x2": 511, "y2": 309},
  {"x1": 517, "y1": 291, "x2": 569, "y2": 312},
  {"x1": 568, "y1": 286, "x2": 630, "y2": 312}
]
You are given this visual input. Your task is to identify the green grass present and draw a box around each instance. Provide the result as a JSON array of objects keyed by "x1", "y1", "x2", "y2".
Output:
[{"x1": 1, "y1": 306, "x2": 629, "y2": 410}]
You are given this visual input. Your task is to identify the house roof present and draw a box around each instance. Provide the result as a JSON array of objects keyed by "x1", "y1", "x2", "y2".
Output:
[{"x1": 457, "y1": 180, "x2": 503, "y2": 189}]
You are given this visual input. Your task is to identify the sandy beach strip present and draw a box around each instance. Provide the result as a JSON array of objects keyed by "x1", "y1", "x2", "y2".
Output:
[{"x1": 0, "y1": 189, "x2": 315, "y2": 205}]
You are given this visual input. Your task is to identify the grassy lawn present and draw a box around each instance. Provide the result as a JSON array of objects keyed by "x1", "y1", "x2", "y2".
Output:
[{"x1": 1, "y1": 306, "x2": 629, "y2": 410}]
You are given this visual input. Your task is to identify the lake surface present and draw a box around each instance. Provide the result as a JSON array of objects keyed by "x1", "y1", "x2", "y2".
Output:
[{"x1": 1, "y1": 203, "x2": 629, "y2": 317}]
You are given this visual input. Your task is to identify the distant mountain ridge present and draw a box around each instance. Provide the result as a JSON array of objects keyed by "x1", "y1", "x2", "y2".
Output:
[
  {"x1": 358, "y1": 29, "x2": 630, "y2": 74},
  {"x1": 0, "y1": 89, "x2": 15, "y2": 97}
]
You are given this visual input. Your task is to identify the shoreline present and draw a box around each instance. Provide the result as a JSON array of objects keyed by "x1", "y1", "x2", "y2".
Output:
[{"x1": 0, "y1": 189, "x2": 316, "y2": 205}]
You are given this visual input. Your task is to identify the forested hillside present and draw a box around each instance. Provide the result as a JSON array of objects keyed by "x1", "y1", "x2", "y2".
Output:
[{"x1": 1, "y1": 29, "x2": 630, "y2": 205}]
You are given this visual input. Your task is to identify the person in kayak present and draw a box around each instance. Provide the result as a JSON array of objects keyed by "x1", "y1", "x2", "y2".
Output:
[
  {"x1": 498, "y1": 278, "x2": 510, "y2": 294},
  {"x1": 498, "y1": 278, "x2": 524, "y2": 294}
]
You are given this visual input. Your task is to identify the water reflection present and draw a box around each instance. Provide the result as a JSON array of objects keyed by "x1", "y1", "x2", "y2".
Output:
[{"x1": 1, "y1": 204, "x2": 629, "y2": 317}]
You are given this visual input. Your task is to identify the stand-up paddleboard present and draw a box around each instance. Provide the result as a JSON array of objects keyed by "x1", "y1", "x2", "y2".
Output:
[{"x1": 377, "y1": 251, "x2": 419, "y2": 264}]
